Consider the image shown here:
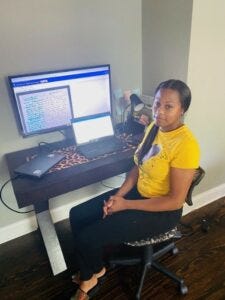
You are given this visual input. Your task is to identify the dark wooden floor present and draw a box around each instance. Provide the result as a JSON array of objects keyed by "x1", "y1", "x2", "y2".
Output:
[{"x1": 0, "y1": 197, "x2": 225, "y2": 300}]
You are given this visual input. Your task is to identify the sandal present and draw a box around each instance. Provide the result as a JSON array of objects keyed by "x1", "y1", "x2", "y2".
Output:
[
  {"x1": 70, "y1": 284, "x2": 100, "y2": 300},
  {"x1": 71, "y1": 288, "x2": 89, "y2": 300}
]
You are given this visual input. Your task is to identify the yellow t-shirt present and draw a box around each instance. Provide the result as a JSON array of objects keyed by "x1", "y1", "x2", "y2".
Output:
[{"x1": 134, "y1": 123, "x2": 200, "y2": 198}]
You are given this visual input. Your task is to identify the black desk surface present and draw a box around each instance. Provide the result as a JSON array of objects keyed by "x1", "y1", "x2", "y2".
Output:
[{"x1": 5, "y1": 139, "x2": 135, "y2": 211}]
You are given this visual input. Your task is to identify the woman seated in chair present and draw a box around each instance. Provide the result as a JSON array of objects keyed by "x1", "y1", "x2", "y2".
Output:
[{"x1": 69, "y1": 79, "x2": 200, "y2": 300}]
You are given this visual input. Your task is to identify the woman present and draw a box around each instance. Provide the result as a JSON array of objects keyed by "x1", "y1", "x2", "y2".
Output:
[{"x1": 70, "y1": 79, "x2": 200, "y2": 300}]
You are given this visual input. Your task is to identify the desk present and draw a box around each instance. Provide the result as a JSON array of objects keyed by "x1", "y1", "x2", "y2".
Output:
[{"x1": 5, "y1": 139, "x2": 135, "y2": 275}]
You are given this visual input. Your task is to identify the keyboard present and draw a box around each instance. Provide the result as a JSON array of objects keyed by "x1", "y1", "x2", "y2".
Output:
[{"x1": 78, "y1": 137, "x2": 126, "y2": 159}]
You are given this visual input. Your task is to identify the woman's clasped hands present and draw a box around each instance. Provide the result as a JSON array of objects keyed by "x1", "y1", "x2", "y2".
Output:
[{"x1": 103, "y1": 195, "x2": 127, "y2": 218}]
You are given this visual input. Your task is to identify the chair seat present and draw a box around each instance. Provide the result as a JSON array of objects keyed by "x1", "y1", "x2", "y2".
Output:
[{"x1": 125, "y1": 227, "x2": 180, "y2": 247}]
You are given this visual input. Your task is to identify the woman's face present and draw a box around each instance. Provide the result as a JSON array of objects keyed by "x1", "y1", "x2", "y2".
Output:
[{"x1": 152, "y1": 88, "x2": 184, "y2": 132}]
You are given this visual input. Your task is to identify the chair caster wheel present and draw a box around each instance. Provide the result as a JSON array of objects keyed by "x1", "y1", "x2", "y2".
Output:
[
  {"x1": 172, "y1": 247, "x2": 179, "y2": 255},
  {"x1": 180, "y1": 284, "x2": 188, "y2": 295}
]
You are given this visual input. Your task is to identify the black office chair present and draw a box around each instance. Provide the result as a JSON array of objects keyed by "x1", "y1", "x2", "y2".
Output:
[{"x1": 109, "y1": 167, "x2": 205, "y2": 299}]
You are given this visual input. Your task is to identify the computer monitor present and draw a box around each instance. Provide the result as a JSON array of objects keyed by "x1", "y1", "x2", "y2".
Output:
[{"x1": 8, "y1": 64, "x2": 112, "y2": 137}]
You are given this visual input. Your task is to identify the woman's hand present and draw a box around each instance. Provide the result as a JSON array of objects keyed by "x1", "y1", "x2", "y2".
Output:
[
  {"x1": 103, "y1": 195, "x2": 127, "y2": 218},
  {"x1": 103, "y1": 197, "x2": 113, "y2": 218}
]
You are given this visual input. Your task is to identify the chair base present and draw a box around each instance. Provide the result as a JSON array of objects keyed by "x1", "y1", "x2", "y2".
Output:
[{"x1": 109, "y1": 241, "x2": 188, "y2": 299}]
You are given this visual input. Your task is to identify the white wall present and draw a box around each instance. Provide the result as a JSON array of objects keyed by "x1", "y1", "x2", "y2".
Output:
[
  {"x1": 142, "y1": 0, "x2": 225, "y2": 199},
  {"x1": 186, "y1": 0, "x2": 225, "y2": 191},
  {"x1": 142, "y1": 0, "x2": 193, "y2": 96},
  {"x1": 0, "y1": 0, "x2": 142, "y2": 243}
]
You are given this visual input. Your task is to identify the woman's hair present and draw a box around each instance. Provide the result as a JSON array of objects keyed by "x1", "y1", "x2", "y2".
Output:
[
  {"x1": 154, "y1": 79, "x2": 192, "y2": 113},
  {"x1": 137, "y1": 79, "x2": 191, "y2": 165}
]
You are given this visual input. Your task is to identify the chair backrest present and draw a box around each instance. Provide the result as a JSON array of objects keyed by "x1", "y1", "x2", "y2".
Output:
[{"x1": 185, "y1": 167, "x2": 205, "y2": 206}]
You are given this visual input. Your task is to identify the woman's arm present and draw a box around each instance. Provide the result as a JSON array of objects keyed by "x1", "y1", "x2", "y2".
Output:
[
  {"x1": 107, "y1": 167, "x2": 196, "y2": 214},
  {"x1": 114, "y1": 165, "x2": 139, "y2": 197},
  {"x1": 103, "y1": 165, "x2": 139, "y2": 218}
]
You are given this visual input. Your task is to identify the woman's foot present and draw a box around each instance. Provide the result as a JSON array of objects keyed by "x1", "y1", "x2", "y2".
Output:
[
  {"x1": 71, "y1": 275, "x2": 99, "y2": 300},
  {"x1": 72, "y1": 267, "x2": 106, "y2": 285},
  {"x1": 79, "y1": 275, "x2": 98, "y2": 294},
  {"x1": 95, "y1": 267, "x2": 106, "y2": 279}
]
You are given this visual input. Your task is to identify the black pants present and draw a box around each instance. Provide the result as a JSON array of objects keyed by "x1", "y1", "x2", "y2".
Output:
[{"x1": 69, "y1": 186, "x2": 182, "y2": 280}]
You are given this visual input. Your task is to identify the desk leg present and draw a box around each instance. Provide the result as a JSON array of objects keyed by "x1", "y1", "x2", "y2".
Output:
[{"x1": 36, "y1": 210, "x2": 67, "y2": 275}]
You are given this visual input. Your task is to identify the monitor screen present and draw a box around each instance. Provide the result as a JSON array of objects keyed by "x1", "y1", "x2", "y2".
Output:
[{"x1": 8, "y1": 64, "x2": 112, "y2": 137}]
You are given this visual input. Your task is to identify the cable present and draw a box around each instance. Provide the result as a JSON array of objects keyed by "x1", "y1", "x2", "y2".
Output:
[
  {"x1": 58, "y1": 130, "x2": 67, "y2": 138},
  {"x1": 0, "y1": 176, "x2": 34, "y2": 214},
  {"x1": 38, "y1": 142, "x2": 54, "y2": 153},
  {"x1": 122, "y1": 104, "x2": 131, "y2": 132},
  {"x1": 101, "y1": 174, "x2": 126, "y2": 189},
  {"x1": 116, "y1": 174, "x2": 126, "y2": 178},
  {"x1": 100, "y1": 181, "x2": 117, "y2": 189},
  {"x1": 178, "y1": 220, "x2": 194, "y2": 237}
]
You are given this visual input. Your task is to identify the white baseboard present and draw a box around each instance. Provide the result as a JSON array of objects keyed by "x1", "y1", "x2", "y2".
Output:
[
  {"x1": 0, "y1": 216, "x2": 38, "y2": 244},
  {"x1": 1, "y1": 183, "x2": 225, "y2": 245},
  {"x1": 0, "y1": 196, "x2": 100, "y2": 245},
  {"x1": 182, "y1": 183, "x2": 225, "y2": 215}
]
